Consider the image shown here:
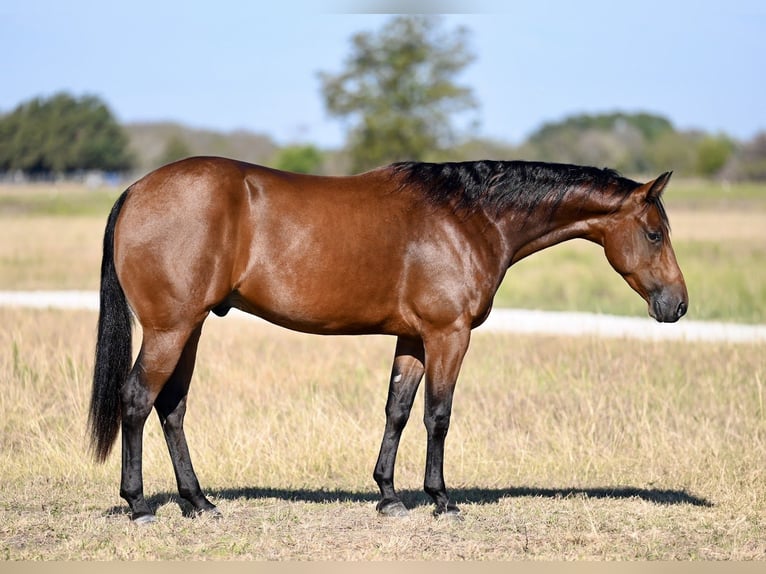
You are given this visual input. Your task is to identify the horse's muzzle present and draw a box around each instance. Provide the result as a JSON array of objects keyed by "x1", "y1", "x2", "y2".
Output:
[{"x1": 649, "y1": 291, "x2": 688, "y2": 323}]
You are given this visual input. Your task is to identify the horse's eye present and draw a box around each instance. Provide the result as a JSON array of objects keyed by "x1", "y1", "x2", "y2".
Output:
[{"x1": 646, "y1": 230, "x2": 662, "y2": 243}]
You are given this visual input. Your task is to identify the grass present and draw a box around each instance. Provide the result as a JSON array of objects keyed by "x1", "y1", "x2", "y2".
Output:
[
  {"x1": 664, "y1": 179, "x2": 766, "y2": 210},
  {"x1": 0, "y1": 216, "x2": 106, "y2": 290},
  {"x1": 0, "y1": 183, "x2": 122, "y2": 217},
  {"x1": 1, "y1": 307, "x2": 765, "y2": 559}
]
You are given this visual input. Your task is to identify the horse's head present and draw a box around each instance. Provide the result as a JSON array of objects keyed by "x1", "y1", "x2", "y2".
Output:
[{"x1": 601, "y1": 172, "x2": 688, "y2": 323}]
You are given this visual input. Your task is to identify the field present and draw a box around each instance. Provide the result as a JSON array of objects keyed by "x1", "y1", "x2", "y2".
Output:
[{"x1": 0, "y1": 180, "x2": 765, "y2": 560}]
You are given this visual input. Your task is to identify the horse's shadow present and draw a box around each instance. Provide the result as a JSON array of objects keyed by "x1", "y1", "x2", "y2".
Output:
[{"x1": 106, "y1": 485, "x2": 712, "y2": 518}]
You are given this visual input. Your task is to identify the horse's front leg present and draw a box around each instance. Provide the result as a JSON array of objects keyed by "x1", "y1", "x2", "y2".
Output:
[
  {"x1": 373, "y1": 337, "x2": 425, "y2": 517},
  {"x1": 422, "y1": 327, "x2": 471, "y2": 517}
]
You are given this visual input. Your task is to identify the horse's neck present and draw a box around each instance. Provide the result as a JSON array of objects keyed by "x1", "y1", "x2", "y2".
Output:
[{"x1": 502, "y1": 189, "x2": 615, "y2": 266}]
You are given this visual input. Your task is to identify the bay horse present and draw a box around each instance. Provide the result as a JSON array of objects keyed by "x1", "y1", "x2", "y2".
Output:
[{"x1": 88, "y1": 156, "x2": 687, "y2": 523}]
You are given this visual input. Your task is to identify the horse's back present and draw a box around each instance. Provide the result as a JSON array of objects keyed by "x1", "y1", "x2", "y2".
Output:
[
  {"x1": 113, "y1": 157, "x2": 419, "y2": 333},
  {"x1": 113, "y1": 156, "x2": 500, "y2": 337}
]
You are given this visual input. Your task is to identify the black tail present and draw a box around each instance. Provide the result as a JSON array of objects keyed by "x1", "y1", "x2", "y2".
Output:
[{"x1": 88, "y1": 189, "x2": 133, "y2": 462}]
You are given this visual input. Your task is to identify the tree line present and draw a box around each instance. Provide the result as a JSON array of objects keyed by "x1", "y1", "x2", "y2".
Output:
[
  {"x1": 510, "y1": 112, "x2": 741, "y2": 179},
  {"x1": 0, "y1": 93, "x2": 133, "y2": 176},
  {"x1": 1, "y1": 16, "x2": 764, "y2": 181}
]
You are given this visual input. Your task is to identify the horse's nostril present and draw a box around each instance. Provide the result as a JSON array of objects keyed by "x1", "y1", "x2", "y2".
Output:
[{"x1": 677, "y1": 301, "x2": 687, "y2": 319}]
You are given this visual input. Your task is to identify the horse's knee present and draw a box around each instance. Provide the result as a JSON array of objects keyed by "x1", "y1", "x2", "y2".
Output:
[{"x1": 386, "y1": 403, "x2": 412, "y2": 433}]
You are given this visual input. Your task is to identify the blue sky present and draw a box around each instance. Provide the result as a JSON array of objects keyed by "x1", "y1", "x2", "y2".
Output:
[{"x1": 1, "y1": 0, "x2": 764, "y2": 148}]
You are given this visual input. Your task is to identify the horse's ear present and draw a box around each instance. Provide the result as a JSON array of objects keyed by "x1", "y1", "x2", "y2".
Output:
[{"x1": 636, "y1": 171, "x2": 673, "y2": 202}]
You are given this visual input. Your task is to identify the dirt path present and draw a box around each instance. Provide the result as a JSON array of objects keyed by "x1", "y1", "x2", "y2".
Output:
[{"x1": 1, "y1": 290, "x2": 764, "y2": 343}]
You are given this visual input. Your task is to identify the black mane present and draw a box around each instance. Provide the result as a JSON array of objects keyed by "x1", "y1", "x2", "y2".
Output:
[{"x1": 392, "y1": 160, "x2": 643, "y2": 220}]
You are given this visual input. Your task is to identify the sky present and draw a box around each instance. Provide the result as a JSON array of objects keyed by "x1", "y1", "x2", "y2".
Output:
[{"x1": 1, "y1": 0, "x2": 764, "y2": 148}]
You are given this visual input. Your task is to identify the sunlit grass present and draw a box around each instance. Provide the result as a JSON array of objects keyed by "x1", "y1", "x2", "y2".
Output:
[
  {"x1": 664, "y1": 179, "x2": 766, "y2": 209},
  {"x1": 1, "y1": 308, "x2": 764, "y2": 559},
  {"x1": 0, "y1": 183, "x2": 121, "y2": 217}
]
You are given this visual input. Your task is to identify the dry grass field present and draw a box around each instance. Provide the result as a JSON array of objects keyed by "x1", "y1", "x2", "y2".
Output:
[
  {"x1": 1, "y1": 180, "x2": 765, "y2": 560},
  {"x1": 1, "y1": 307, "x2": 765, "y2": 560}
]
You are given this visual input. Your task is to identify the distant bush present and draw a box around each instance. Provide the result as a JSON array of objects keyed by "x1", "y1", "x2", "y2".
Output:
[{"x1": 273, "y1": 144, "x2": 324, "y2": 174}]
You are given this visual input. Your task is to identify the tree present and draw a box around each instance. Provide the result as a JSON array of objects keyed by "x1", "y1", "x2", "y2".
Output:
[
  {"x1": 519, "y1": 111, "x2": 741, "y2": 175},
  {"x1": 530, "y1": 112, "x2": 674, "y2": 146},
  {"x1": 644, "y1": 130, "x2": 698, "y2": 175},
  {"x1": 274, "y1": 144, "x2": 324, "y2": 174},
  {"x1": 695, "y1": 134, "x2": 735, "y2": 177},
  {"x1": 319, "y1": 15, "x2": 478, "y2": 172},
  {"x1": 0, "y1": 92, "x2": 133, "y2": 176}
]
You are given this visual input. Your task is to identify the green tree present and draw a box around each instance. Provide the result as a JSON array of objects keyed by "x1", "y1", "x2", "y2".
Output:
[
  {"x1": 645, "y1": 130, "x2": 698, "y2": 175},
  {"x1": 695, "y1": 134, "x2": 735, "y2": 177},
  {"x1": 274, "y1": 144, "x2": 324, "y2": 174},
  {"x1": 522, "y1": 111, "x2": 718, "y2": 174},
  {"x1": 319, "y1": 15, "x2": 478, "y2": 172},
  {"x1": 0, "y1": 92, "x2": 133, "y2": 175},
  {"x1": 530, "y1": 112, "x2": 674, "y2": 146}
]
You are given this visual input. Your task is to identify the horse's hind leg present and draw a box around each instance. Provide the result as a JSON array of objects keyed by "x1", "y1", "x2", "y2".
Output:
[
  {"x1": 153, "y1": 323, "x2": 219, "y2": 517},
  {"x1": 373, "y1": 336, "x2": 425, "y2": 517},
  {"x1": 119, "y1": 324, "x2": 199, "y2": 524}
]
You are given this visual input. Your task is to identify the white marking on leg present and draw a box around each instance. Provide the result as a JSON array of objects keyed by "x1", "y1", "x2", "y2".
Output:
[{"x1": 393, "y1": 374, "x2": 402, "y2": 383}]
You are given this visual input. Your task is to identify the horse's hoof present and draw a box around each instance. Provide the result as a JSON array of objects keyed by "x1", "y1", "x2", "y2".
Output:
[
  {"x1": 132, "y1": 512, "x2": 157, "y2": 525},
  {"x1": 376, "y1": 500, "x2": 410, "y2": 518},
  {"x1": 433, "y1": 504, "x2": 462, "y2": 521},
  {"x1": 197, "y1": 506, "x2": 223, "y2": 519}
]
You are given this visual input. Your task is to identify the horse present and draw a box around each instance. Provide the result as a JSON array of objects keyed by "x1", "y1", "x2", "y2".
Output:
[{"x1": 88, "y1": 156, "x2": 688, "y2": 523}]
